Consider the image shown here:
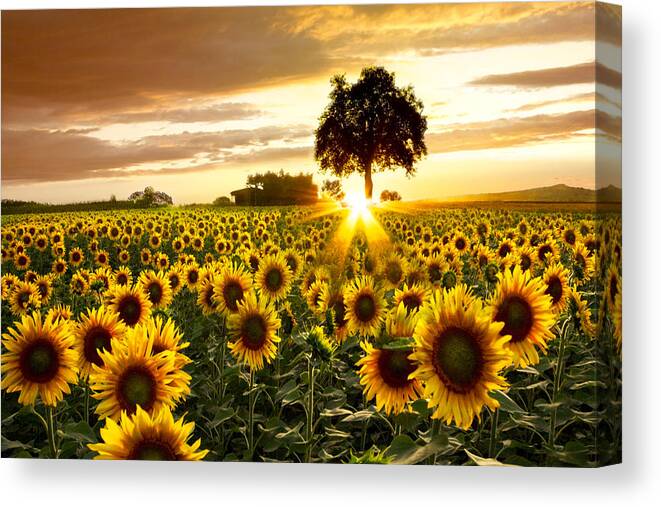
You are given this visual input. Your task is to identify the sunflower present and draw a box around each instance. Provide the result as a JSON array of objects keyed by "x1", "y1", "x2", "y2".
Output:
[
  {"x1": 90, "y1": 324, "x2": 189, "y2": 421},
  {"x1": 605, "y1": 263, "x2": 621, "y2": 311},
  {"x1": 410, "y1": 285, "x2": 511, "y2": 429},
  {"x1": 143, "y1": 316, "x2": 191, "y2": 401},
  {"x1": 138, "y1": 270, "x2": 173, "y2": 310},
  {"x1": 393, "y1": 282, "x2": 431, "y2": 315},
  {"x1": 318, "y1": 284, "x2": 350, "y2": 343},
  {"x1": 52, "y1": 258, "x2": 68, "y2": 276},
  {"x1": 380, "y1": 253, "x2": 408, "y2": 290},
  {"x1": 14, "y1": 252, "x2": 31, "y2": 271},
  {"x1": 197, "y1": 277, "x2": 219, "y2": 316},
  {"x1": 255, "y1": 252, "x2": 293, "y2": 302},
  {"x1": 107, "y1": 284, "x2": 152, "y2": 327},
  {"x1": 69, "y1": 247, "x2": 84, "y2": 266},
  {"x1": 1, "y1": 273, "x2": 20, "y2": 299},
  {"x1": 183, "y1": 263, "x2": 201, "y2": 289},
  {"x1": 570, "y1": 242, "x2": 595, "y2": 283},
  {"x1": 9, "y1": 281, "x2": 41, "y2": 316},
  {"x1": 543, "y1": 262, "x2": 571, "y2": 314},
  {"x1": 74, "y1": 306, "x2": 127, "y2": 379},
  {"x1": 357, "y1": 304, "x2": 422, "y2": 415},
  {"x1": 1, "y1": 312, "x2": 78, "y2": 406},
  {"x1": 70, "y1": 272, "x2": 89, "y2": 295},
  {"x1": 227, "y1": 291, "x2": 281, "y2": 371},
  {"x1": 114, "y1": 265, "x2": 133, "y2": 287},
  {"x1": 612, "y1": 282, "x2": 622, "y2": 352},
  {"x1": 489, "y1": 266, "x2": 556, "y2": 367},
  {"x1": 45, "y1": 304, "x2": 73, "y2": 323},
  {"x1": 88, "y1": 406, "x2": 208, "y2": 460},
  {"x1": 212, "y1": 263, "x2": 253, "y2": 316},
  {"x1": 344, "y1": 276, "x2": 386, "y2": 338},
  {"x1": 305, "y1": 279, "x2": 328, "y2": 315},
  {"x1": 567, "y1": 287, "x2": 596, "y2": 339}
]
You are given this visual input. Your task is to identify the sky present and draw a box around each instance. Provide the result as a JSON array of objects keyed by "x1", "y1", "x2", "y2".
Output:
[{"x1": 1, "y1": 1, "x2": 622, "y2": 204}]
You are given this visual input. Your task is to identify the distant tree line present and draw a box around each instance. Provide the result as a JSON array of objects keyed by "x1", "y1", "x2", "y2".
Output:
[
  {"x1": 380, "y1": 189, "x2": 402, "y2": 202},
  {"x1": 242, "y1": 170, "x2": 318, "y2": 205}
]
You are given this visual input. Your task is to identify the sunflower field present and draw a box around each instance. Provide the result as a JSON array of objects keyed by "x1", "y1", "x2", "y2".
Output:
[{"x1": 0, "y1": 203, "x2": 621, "y2": 466}]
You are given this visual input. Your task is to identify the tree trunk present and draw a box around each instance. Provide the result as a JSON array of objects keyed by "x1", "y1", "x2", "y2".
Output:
[{"x1": 364, "y1": 162, "x2": 373, "y2": 201}]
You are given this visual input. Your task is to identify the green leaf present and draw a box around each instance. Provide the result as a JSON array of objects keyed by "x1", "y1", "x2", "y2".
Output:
[
  {"x1": 492, "y1": 391, "x2": 526, "y2": 414},
  {"x1": 387, "y1": 433, "x2": 449, "y2": 465},
  {"x1": 465, "y1": 450, "x2": 516, "y2": 466},
  {"x1": 61, "y1": 421, "x2": 96, "y2": 444},
  {"x1": 340, "y1": 408, "x2": 375, "y2": 423}
]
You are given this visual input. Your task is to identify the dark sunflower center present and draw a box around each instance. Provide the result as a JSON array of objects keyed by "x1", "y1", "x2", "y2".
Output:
[
  {"x1": 118, "y1": 295, "x2": 142, "y2": 326},
  {"x1": 83, "y1": 326, "x2": 113, "y2": 366},
  {"x1": 265, "y1": 268, "x2": 283, "y2": 291},
  {"x1": 433, "y1": 327, "x2": 482, "y2": 392},
  {"x1": 377, "y1": 349, "x2": 415, "y2": 388},
  {"x1": 364, "y1": 257, "x2": 375, "y2": 273},
  {"x1": 19, "y1": 338, "x2": 60, "y2": 383},
  {"x1": 147, "y1": 282, "x2": 163, "y2": 304},
  {"x1": 18, "y1": 256, "x2": 27, "y2": 266},
  {"x1": 402, "y1": 294, "x2": 422, "y2": 312},
  {"x1": 117, "y1": 274, "x2": 128, "y2": 285},
  {"x1": 564, "y1": 230, "x2": 576, "y2": 245},
  {"x1": 428, "y1": 265, "x2": 442, "y2": 283},
  {"x1": 117, "y1": 366, "x2": 157, "y2": 413},
  {"x1": 538, "y1": 245, "x2": 552, "y2": 261},
  {"x1": 520, "y1": 255, "x2": 532, "y2": 271},
  {"x1": 455, "y1": 238, "x2": 466, "y2": 250},
  {"x1": 498, "y1": 244, "x2": 511, "y2": 258},
  {"x1": 223, "y1": 281, "x2": 244, "y2": 312},
  {"x1": 129, "y1": 439, "x2": 177, "y2": 461},
  {"x1": 609, "y1": 276, "x2": 619, "y2": 304},
  {"x1": 72, "y1": 252, "x2": 81, "y2": 262},
  {"x1": 241, "y1": 314, "x2": 268, "y2": 350},
  {"x1": 496, "y1": 296, "x2": 534, "y2": 343},
  {"x1": 385, "y1": 261, "x2": 403, "y2": 285},
  {"x1": 331, "y1": 298, "x2": 347, "y2": 327},
  {"x1": 354, "y1": 294, "x2": 377, "y2": 323},
  {"x1": 188, "y1": 271, "x2": 199, "y2": 284},
  {"x1": 18, "y1": 291, "x2": 31, "y2": 307},
  {"x1": 545, "y1": 276, "x2": 563, "y2": 305}
]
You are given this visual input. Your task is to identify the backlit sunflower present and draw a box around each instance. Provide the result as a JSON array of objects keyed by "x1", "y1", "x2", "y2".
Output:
[
  {"x1": 570, "y1": 242, "x2": 595, "y2": 283},
  {"x1": 138, "y1": 270, "x2": 173, "y2": 310},
  {"x1": 196, "y1": 278, "x2": 219, "y2": 316},
  {"x1": 89, "y1": 406, "x2": 208, "y2": 461},
  {"x1": 107, "y1": 284, "x2": 152, "y2": 327},
  {"x1": 318, "y1": 284, "x2": 350, "y2": 343},
  {"x1": 489, "y1": 266, "x2": 556, "y2": 367},
  {"x1": 344, "y1": 276, "x2": 386, "y2": 338},
  {"x1": 9, "y1": 281, "x2": 41, "y2": 316},
  {"x1": 45, "y1": 304, "x2": 72, "y2": 323},
  {"x1": 380, "y1": 253, "x2": 407, "y2": 290},
  {"x1": 114, "y1": 265, "x2": 133, "y2": 287},
  {"x1": 357, "y1": 304, "x2": 423, "y2": 415},
  {"x1": 90, "y1": 324, "x2": 188, "y2": 420},
  {"x1": 543, "y1": 262, "x2": 571, "y2": 314},
  {"x1": 1, "y1": 312, "x2": 78, "y2": 406},
  {"x1": 227, "y1": 291, "x2": 281, "y2": 370},
  {"x1": 567, "y1": 286, "x2": 596, "y2": 339},
  {"x1": 212, "y1": 263, "x2": 253, "y2": 316},
  {"x1": 410, "y1": 285, "x2": 511, "y2": 429},
  {"x1": 393, "y1": 282, "x2": 431, "y2": 314},
  {"x1": 255, "y1": 252, "x2": 293, "y2": 302},
  {"x1": 143, "y1": 316, "x2": 191, "y2": 401},
  {"x1": 74, "y1": 306, "x2": 127, "y2": 379},
  {"x1": 183, "y1": 264, "x2": 201, "y2": 289}
]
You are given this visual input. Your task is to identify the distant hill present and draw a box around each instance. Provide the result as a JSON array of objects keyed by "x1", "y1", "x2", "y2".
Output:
[{"x1": 448, "y1": 184, "x2": 621, "y2": 203}]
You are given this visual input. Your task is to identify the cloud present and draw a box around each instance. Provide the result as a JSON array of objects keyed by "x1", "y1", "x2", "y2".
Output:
[
  {"x1": 100, "y1": 103, "x2": 263, "y2": 125},
  {"x1": 426, "y1": 109, "x2": 620, "y2": 154},
  {"x1": 469, "y1": 61, "x2": 621, "y2": 89},
  {"x1": 2, "y1": 2, "x2": 619, "y2": 127},
  {"x1": 1, "y1": 125, "x2": 313, "y2": 182},
  {"x1": 507, "y1": 91, "x2": 621, "y2": 113}
]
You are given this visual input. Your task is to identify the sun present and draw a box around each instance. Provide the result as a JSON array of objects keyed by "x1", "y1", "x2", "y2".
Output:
[{"x1": 344, "y1": 190, "x2": 372, "y2": 219}]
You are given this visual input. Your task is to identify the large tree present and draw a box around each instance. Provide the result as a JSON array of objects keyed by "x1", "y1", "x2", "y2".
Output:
[{"x1": 314, "y1": 66, "x2": 427, "y2": 200}]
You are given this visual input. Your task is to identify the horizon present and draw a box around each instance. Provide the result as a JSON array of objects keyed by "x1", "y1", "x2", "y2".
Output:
[{"x1": 1, "y1": 2, "x2": 622, "y2": 204}]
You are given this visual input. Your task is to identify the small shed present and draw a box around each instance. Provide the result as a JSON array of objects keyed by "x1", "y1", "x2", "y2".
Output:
[{"x1": 230, "y1": 187, "x2": 263, "y2": 206}]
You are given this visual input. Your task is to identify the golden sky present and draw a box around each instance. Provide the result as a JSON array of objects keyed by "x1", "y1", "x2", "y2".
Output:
[{"x1": 1, "y1": 1, "x2": 621, "y2": 204}]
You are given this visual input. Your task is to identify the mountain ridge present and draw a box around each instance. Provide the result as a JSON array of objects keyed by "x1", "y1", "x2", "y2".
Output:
[{"x1": 446, "y1": 183, "x2": 621, "y2": 203}]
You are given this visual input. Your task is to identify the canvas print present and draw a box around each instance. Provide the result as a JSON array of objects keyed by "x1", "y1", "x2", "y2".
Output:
[{"x1": 0, "y1": 2, "x2": 621, "y2": 466}]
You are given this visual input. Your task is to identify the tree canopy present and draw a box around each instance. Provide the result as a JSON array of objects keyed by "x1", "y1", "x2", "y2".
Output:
[
  {"x1": 245, "y1": 170, "x2": 318, "y2": 205},
  {"x1": 314, "y1": 66, "x2": 427, "y2": 200}
]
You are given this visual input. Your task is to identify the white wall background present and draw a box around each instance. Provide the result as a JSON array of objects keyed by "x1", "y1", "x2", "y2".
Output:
[{"x1": 2, "y1": 0, "x2": 659, "y2": 505}]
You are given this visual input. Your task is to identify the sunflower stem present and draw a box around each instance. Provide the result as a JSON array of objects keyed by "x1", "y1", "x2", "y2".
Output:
[
  {"x1": 488, "y1": 408, "x2": 500, "y2": 458},
  {"x1": 84, "y1": 382, "x2": 90, "y2": 425},
  {"x1": 305, "y1": 356, "x2": 315, "y2": 463},
  {"x1": 46, "y1": 406, "x2": 58, "y2": 459},
  {"x1": 549, "y1": 318, "x2": 571, "y2": 449},
  {"x1": 248, "y1": 369, "x2": 255, "y2": 460}
]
